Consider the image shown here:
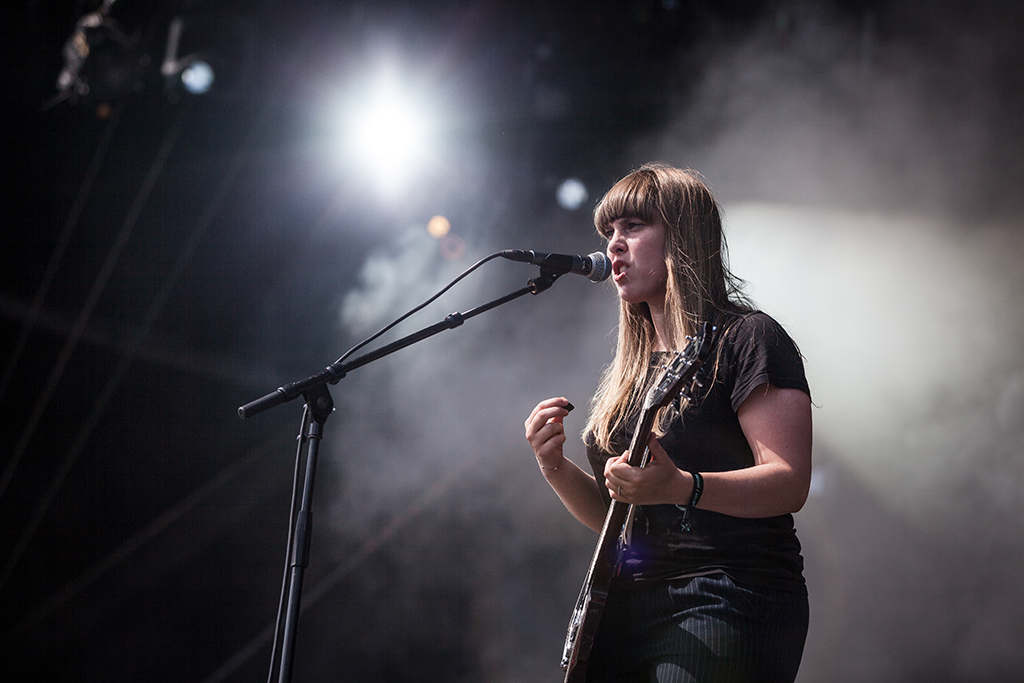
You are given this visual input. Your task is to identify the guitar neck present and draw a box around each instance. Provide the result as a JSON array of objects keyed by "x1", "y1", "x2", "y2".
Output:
[
  {"x1": 589, "y1": 401, "x2": 661, "y2": 564},
  {"x1": 625, "y1": 402, "x2": 660, "y2": 468}
]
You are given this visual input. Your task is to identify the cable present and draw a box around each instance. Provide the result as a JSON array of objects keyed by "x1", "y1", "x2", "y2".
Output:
[{"x1": 332, "y1": 251, "x2": 505, "y2": 367}]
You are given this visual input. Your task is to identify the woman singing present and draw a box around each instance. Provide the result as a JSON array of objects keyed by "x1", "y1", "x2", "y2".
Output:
[{"x1": 525, "y1": 164, "x2": 812, "y2": 683}]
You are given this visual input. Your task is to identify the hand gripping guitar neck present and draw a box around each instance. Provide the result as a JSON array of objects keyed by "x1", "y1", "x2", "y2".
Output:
[{"x1": 560, "y1": 323, "x2": 714, "y2": 682}]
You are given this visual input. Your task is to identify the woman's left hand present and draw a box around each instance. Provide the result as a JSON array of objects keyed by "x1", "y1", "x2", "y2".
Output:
[{"x1": 604, "y1": 434, "x2": 689, "y2": 506}]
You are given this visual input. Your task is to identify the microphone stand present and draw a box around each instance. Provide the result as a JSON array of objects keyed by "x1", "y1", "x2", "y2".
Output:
[{"x1": 238, "y1": 266, "x2": 568, "y2": 683}]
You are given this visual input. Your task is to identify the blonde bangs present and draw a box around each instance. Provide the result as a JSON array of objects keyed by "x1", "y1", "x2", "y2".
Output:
[{"x1": 593, "y1": 170, "x2": 663, "y2": 234}]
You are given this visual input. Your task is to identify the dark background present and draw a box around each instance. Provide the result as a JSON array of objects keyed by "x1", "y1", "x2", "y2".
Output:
[{"x1": 4, "y1": 1, "x2": 1024, "y2": 682}]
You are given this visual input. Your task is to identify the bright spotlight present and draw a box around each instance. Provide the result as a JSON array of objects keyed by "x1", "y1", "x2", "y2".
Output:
[
  {"x1": 352, "y1": 98, "x2": 424, "y2": 163},
  {"x1": 557, "y1": 177, "x2": 588, "y2": 210},
  {"x1": 342, "y1": 70, "x2": 435, "y2": 198}
]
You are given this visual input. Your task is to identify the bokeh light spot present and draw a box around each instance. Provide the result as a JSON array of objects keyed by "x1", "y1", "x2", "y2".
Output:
[
  {"x1": 439, "y1": 233, "x2": 465, "y2": 260},
  {"x1": 427, "y1": 215, "x2": 451, "y2": 238},
  {"x1": 556, "y1": 177, "x2": 588, "y2": 210},
  {"x1": 181, "y1": 60, "x2": 214, "y2": 95}
]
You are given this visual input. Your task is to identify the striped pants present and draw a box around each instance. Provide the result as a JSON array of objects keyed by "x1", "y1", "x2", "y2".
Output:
[{"x1": 585, "y1": 573, "x2": 808, "y2": 683}]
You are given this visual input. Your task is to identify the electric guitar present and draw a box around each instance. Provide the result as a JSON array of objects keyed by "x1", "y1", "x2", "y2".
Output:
[{"x1": 560, "y1": 323, "x2": 713, "y2": 682}]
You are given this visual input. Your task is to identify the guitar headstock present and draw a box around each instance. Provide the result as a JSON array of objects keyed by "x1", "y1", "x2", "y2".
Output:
[{"x1": 643, "y1": 322, "x2": 714, "y2": 411}]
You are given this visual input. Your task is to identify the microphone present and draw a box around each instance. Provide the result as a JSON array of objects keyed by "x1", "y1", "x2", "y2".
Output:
[{"x1": 499, "y1": 250, "x2": 611, "y2": 282}]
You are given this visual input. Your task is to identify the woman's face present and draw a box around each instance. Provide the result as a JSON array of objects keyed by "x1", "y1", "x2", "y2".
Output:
[{"x1": 604, "y1": 216, "x2": 669, "y2": 310}]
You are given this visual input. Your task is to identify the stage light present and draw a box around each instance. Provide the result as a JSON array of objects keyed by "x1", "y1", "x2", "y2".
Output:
[
  {"x1": 351, "y1": 95, "x2": 425, "y2": 165},
  {"x1": 180, "y1": 60, "x2": 214, "y2": 95},
  {"x1": 337, "y1": 66, "x2": 439, "y2": 200},
  {"x1": 350, "y1": 92, "x2": 428, "y2": 193},
  {"x1": 160, "y1": 15, "x2": 255, "y2": 100},
  {"x1": 46, "y1": 1, "x2": 138, "y2": 109},
  {"x1": 161, "y1": 18, "x2": 210, "y2": 97},
  {"x1": 556, "y1": 177, "x2": 588, "y2": 210}
]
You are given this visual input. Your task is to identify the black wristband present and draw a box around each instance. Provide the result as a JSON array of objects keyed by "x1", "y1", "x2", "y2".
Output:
[
  {"x1": 677, "y1": 471, "x2": 704, "y2": 532},
  {"x1": 688, "y1": 471, "x2": 704, "y2": 509}
]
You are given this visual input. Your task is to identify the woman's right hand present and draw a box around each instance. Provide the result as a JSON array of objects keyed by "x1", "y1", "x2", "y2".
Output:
[{"x1": 524, "y1": 397, "x2": 574, "y2": 471}]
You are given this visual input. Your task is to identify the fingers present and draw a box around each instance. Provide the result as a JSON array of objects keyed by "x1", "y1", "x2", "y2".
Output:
[
  {"x1": 603, "y1": 451, "x2": 630, "y2": 477},
  {"x1": 525, "y1": 397, "x2": 574, "y2": 460},
  {"x1": 604, "y1": 436, "x2": 664, "y2": 502},
  {"x1": 606, "y1": 435, "x2": 686, "y2": 505},
  {"x1": 526, "y1": 397, "x2": 573, "y2": 424},
  {"x1": 604, "y1": 452, "x2": 632, "y2": 501},
  {"x1": 525, "y1": 397, "x2": 573, "y2": 437}
]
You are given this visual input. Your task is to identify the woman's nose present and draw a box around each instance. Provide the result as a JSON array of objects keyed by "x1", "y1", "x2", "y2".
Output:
[{"x1": 607, "y1": 233, "x2": 625, "y2": 254}]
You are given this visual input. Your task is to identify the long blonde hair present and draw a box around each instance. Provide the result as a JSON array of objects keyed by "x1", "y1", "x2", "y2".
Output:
[{"x1": 585, "y1": 164, "x2": 751, "y2": 452}]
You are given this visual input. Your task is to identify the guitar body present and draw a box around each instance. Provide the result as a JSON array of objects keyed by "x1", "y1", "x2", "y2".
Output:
[
  {"x1": 560, "y1": 499, "x2": 629, "y2": 682},
  {"x1": 560, "y1": 324, "x2": 712, "y2": 682}
]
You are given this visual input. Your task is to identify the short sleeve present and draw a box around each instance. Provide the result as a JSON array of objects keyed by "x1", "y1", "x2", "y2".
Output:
[{"x1": 725, "y1": 312, "x2": 810, "y2": 413}]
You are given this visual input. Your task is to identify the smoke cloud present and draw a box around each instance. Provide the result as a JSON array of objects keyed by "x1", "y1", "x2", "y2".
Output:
[
  {"x1": 289, "y1": 4, "x2": 1024, "y2": 682},
  {"x1": 639, "y1": 4, "x2": 1024, "y2": 681},
  {"x1": 302, "y1": 221, "x2": 617, "y2": 681}
]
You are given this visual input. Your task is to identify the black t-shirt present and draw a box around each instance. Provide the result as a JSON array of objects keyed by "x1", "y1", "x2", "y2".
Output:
[{"x1": 585, "y1": 311, "x2": 810, "y2": 594}]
